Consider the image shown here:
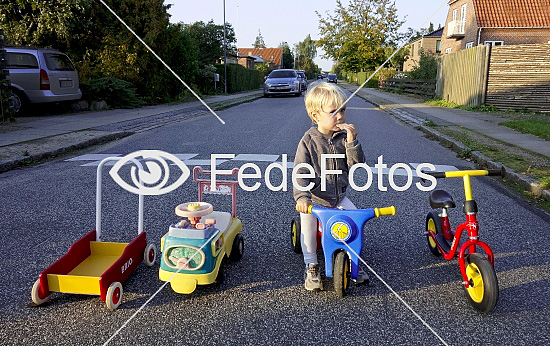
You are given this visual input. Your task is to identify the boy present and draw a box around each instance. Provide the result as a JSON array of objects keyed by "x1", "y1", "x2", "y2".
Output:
[{"x1": 293, "y1": 82, "x2": 367, "y2": 291}]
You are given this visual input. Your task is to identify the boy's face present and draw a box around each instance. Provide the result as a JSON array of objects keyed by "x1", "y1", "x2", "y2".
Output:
[{"x1": 312, "y1": 101, "x2": 346, "y2": 135}]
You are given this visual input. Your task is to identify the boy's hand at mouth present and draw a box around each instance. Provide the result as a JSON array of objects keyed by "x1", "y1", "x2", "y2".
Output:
[{"x1": 336, "y1": 123, "x2": 357, "y2": 143}]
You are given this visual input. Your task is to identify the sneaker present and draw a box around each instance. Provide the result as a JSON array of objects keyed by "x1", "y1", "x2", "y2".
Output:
[
  {"x1": 352, "y1": 268, "x2": 370, "y2": 285},
  {"x1": 304, "y1": 263, "x2": 323, "y2": 291}
]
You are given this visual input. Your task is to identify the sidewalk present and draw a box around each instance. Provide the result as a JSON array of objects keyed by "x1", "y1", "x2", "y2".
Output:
[
  {"x1": 340, "y1": 82, "x2": 550, "y2": 201},
  {"x1": 0, "y1": 89, "x2": 263, "y2": 171}
]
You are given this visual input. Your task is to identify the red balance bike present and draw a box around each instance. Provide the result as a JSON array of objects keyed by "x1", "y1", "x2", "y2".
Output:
[{"x1": 424, "y1": 169, "x2": 503, "y2": 313}]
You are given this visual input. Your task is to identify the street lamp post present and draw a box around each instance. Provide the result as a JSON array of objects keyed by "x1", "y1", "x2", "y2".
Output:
[{"x1": 223, "y1": 0, "x2": 227, "y2": 94}]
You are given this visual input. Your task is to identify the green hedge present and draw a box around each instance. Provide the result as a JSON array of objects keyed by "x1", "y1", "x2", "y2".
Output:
[
  {"x1": 216, "y1": 64, "x2": 261, "y2": 93},
  {"x1": 343, "y1": 71, "x2": 379, "y2": 88}
]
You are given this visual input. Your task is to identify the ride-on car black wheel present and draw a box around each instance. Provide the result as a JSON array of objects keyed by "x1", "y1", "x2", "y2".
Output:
[
  {"x1": 212, "y1": 262, "x2": 224, "y2": 286},
  {"x1": 425, "y1": 211, "x2": 443, "y2": 256},
  {"x1": 463, "y1": 253, "x2": 499, "y2": 313},
  {"x1": 333, "y1": 251, "x2": 350, "y2": 298},
  {"x1": 291, "y1": 218, "x2": 302, "y2": 254},
  {"x1": 229, "y1": 233, "x2": 244, "y2": 261}
]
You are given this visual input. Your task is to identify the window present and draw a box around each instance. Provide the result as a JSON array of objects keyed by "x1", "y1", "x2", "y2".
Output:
[
  {"x1": 452, "y1": 9, "x2": 458, "y2": 21},
  {"x1": 445, "y1": 47, "x2": 452, "y2": 54},
  {"x1": 436, "y1": 40, "x2": 441, "y2": 53},
  {"x1": 44, "y1": 53, "x2": 75, "y2": 71},
  {"x1": 466, "y1": 42, "x2": 474, "y2": 49},
  {"x1": 6, "y1": 53, "x2": 38, "y2": 69},
  {"x1": 270, "y1": 55, "x2": 274, "y2": 60},
  {"x1": 484, "y1": 41, "x2": 504, "y2": 46},
  {"x1": 460, "y1": 4, "x2": 467, "y2": 33}
]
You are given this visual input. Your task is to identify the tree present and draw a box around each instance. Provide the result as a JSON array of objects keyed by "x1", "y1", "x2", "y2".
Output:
[
  {"x1": 317, "y1": 0, "x2": 404, "y2": 72},
  {"x1": 279, "y1": 42, "x2": 294, "y2": 69},
  {"x1": 184, "y1": 20, "x2": 236, "y2": 69},
  {"x1": 294, "y1": 34, "x2": 317, "y2": 70},
  {"x1": 253, "y1": 30, "x2": 265, "y2": 48}
]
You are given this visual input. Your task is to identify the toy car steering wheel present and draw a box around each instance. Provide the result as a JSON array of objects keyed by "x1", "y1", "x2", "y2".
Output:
[{"x1": 175, "y1": 202, "x2": 213, "y2": 218}]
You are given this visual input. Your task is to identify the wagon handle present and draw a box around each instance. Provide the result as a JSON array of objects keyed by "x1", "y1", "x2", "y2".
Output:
[{"x1": 96, "y1": 157, "x2": 144, "y2": 242}]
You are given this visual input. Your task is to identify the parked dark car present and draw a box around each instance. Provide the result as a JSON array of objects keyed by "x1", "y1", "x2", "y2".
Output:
[
  {"x1": 263, "y1": 69, "x2": 302, "y2": 97},
  {"x1": 327, "y1": 74, "x2": 338, "y2": 83},
  {"x1": 297, "y1": 71, "x2": 307, "y2": 91},
  {"x1": 5, "y1": 46, "x2": 82, "y2": 115},
  {"x1": 317, "y1": 74, "x2": 324, "y2": 80}
]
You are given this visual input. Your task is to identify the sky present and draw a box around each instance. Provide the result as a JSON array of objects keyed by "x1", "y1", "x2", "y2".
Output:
[{"x1": 167, "y1": 0, "x2": 449, "y2": 72}]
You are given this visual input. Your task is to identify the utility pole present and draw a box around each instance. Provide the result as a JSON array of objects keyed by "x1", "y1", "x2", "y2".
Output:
[{"x1": 223, "y1": 0, "x2": 227, "y2": 94}]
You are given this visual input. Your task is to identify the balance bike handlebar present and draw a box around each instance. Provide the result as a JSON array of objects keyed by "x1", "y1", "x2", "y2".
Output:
[{"x1": 424, "y1": 167, "x2": 505, "y2": 179}]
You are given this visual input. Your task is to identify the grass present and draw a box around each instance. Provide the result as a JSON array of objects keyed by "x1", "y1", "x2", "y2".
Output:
[
  {"x1": 426, "y1": 98, "x2": 550, "y2": 141},
  {"x1": 435, "y1": 126, "x2": 550, "y2": 212},
  {"x1": 501, "y1": 117, "x2": 550, "y2": 140}
]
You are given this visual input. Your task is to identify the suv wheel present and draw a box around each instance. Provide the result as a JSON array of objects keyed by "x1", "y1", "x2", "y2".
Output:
[{"x1": 9, "y1": 89, "x2": 27, "y2": 116}]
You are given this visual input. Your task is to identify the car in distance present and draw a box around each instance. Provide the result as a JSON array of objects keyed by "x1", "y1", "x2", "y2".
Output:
[
  {"x1": 5, "y1": 46, "x2": 82, "y2": 115},
  {"x1": 263, "y1": 69, "x2": 302, "y2": 97},
  {"x1": 317, "y1": 74, "x2": 324, "y2": 80},
  {"x1": 296, "y1": 70, "x2": 307, "y2": 91},
  {"x1": 327, "y1": 74, "x2": 338, "y2": 83}
]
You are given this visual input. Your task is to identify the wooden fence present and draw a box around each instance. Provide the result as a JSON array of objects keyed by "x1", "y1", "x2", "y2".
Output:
[
  {"x1": 485, "y1": 44, "x2": 550, "y2": 112},
  {"x1": 435, "y1": 45, "x2": 490, "y2": 107},
  {"x1": 379, "y1": 78, "x2": 436, "y2": 98}
]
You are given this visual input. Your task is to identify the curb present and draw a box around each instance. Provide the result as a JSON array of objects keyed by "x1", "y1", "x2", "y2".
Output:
[
  {"x1": 0, "y1": 92, "x2": 263, "y2": 174},
  {"x1": 346, "y1": 85, "x2": 550, "y2": 202},
  {"x1": 0, "y1": 131, "x2": 133, "y2": 173}
]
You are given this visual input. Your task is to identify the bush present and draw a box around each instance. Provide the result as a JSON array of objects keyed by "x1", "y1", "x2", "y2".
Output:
[
  {"x1": 409, "y1": 49, "x2": 438, "y2": 80},
  {"x1": 80, "y1": 77, "x2": 145, "y2": 109},
  {"x1": 216, "y1": 64, "x2": 261, "y2": 94}
]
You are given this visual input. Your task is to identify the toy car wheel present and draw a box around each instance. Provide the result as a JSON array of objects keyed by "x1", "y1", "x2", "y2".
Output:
[
  {"x1": 143, "y1": 244, "x2": 156, "y2": 267},
  {"x1": 291, "y1": 217, "x2": 302, "y2": 254},
  {"x1": 229, "y1": 234, "x2": 244, "y2": 261},
  {"x1": 464, "y1": 253, "x2": 499, "y2": 313},
  {"x1": 31, "y1": 279, "x2": 50, "y2": 305},
  {"x1": 333, "y1": 251, "x2": 350, "y2": 298},
  {"x1": 106, "y1": 282, "x2": 123, "y2": 310},
  {"x1": 213, "y1": 262, "x2": 224, "y2": 286},
  {"x1": 425, "y1": 211, "x2": 442, "y2": 256}
]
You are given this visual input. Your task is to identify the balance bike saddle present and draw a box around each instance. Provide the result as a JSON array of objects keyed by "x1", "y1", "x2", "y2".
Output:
[{"x1": 429, "y1": 190, "x2": 456, "y2": 209}]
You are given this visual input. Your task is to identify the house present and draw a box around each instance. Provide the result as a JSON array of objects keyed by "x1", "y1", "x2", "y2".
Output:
[
  {"x1": 441, "y1": 0, "x2": 550, "y2": 54},
  {"x1": 403, "y1": 27, "x2": 444, "y2": 72},
  {"x1": 237, "y1": 47, "x2": 283, "y2": 70},
  {"x1": 237, "y1": 53, "x2": 256, "y2": 69}
]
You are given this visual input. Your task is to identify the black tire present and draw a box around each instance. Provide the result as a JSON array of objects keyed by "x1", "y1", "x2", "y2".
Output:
[
  {"x1": 229, "y1": 233, "x2": 244, "y2": 261},
  {"x1": 463, "y1": 253, "x2": 499, "y2": 313},
  {"x1": 291, "y1": 218, "x2": 302, "y2": 254},
  {"x1": 333, "y1": 251, "x2": 350, "y2": 298},
  {"x1": 9, "y1": 89, "x2": 28, "y2": 116},
  {"x1": 212, "y1": 261, "x2": 224, "y2": 286},
  {"x1": 425, "y1": 211, "x2": 442, "y2": 256}
]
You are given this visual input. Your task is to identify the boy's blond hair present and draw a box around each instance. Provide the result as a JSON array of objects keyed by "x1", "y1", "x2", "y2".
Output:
[{"x1": 304, "y1": 82, "x2": 346, "y2": 122}]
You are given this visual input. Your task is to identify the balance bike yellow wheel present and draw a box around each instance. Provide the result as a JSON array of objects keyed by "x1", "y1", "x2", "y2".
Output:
[
  {"x1": 464, "y1": 253, "x2": 499, "y2": 313},
  {"x1": 425, "y1": 211, "x2": 442, "y2": 257}
]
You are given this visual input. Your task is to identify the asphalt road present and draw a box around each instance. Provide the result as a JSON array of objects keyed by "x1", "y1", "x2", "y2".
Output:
[{"x1": 1, "y1": 91, "x2": 549, "y2": 345}]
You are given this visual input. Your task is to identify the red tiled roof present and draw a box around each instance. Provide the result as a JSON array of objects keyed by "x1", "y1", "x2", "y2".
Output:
[
  {"x1": 473, "y1": 0, "x2": 550, "y2": 27},
  {"x1": 238, "y1": 48, "x2": 282, "y2": 66}
]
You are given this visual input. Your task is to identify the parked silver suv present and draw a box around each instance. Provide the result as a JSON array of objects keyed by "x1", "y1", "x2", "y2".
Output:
[{"x1": 6, "y1": 46, "x2": 82, "y2": 115}]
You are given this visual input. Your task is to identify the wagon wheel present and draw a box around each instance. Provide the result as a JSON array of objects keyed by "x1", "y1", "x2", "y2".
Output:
[
  {"x1": 143, "y1": 244, "x2": 156, "y2": 267},
  {"x1": 106, "y1": 282, "x2": 123, "y2": 310},
  {"x1": 31, "y1": 279, "x2": 50, "y2": 305}
]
